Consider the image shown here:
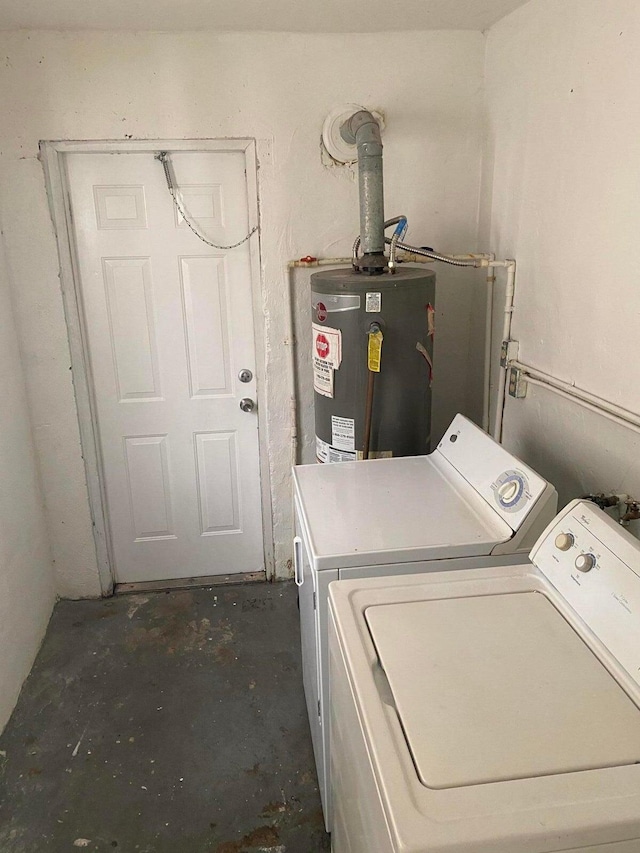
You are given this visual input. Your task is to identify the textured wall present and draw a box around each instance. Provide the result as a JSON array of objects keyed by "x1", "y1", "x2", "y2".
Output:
[
  {"x1": 481, "y1": 0, "x2": 640, "y2": 507},
  {"x1": 0, "y1": 30, "x2": 486, "y2": 589},
  {"x1": 0, "y1": 235, "x2": 55, "y2": 731}
]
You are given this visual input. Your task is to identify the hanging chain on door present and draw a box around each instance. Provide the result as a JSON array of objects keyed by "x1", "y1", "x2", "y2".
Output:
[{"x1": 155, "y1": 151, "x2": 259, "y2": 250}]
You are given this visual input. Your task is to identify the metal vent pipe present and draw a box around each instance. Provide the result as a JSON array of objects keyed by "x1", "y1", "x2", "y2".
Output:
[{"x1": 340, "y1": 110, "x2": 385, "y2": 272}]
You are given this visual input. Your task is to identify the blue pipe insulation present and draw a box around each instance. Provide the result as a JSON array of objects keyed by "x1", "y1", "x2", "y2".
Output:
[{"x1": 392, "y1": 218, "x2": 408, "y2": 240}]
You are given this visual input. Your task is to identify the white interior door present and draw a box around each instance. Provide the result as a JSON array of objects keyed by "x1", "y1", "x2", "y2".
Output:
[{"x1": 65, "y1": 150, "x2": 264, "y2": 584}]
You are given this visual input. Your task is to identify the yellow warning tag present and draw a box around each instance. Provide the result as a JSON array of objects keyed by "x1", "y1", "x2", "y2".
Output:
[{"x1": 368, "y1": 330, "x2": 383, "y2": 372}]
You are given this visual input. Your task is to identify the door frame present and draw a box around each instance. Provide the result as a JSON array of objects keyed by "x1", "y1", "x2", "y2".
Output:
[{"x1": 40, "y1": 138, "x2": 274, "y2": 595}]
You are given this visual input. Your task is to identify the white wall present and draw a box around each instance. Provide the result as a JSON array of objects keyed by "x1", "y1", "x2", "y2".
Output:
[
  {"x1": 0, "y1": 234, "x2": 55, "y2": 731},
  {"x1": 0, "y1": 30, "x2": 486, "y2": 590},
  {"x1": 482, "y1": 0, "x2": 640, "y2": 507}
]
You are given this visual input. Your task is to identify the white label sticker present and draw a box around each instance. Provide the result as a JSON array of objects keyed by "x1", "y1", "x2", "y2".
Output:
[
  {"x1": 316, "y1": 435, "x2": 356, "y2": 464},
  {"x1": 331, "y1": 416, "x2": 355, "y2": 451},
  {"x1": 313, "y1": 357, "x2": 334, "y2": 398},
  {"x1": 366, "y1": 292, "x2": 381, "y2": 313},
  {"x1": 328, "y1": 447, "x2": 356, "y2": 463},
  {"x1": 316, "y1": 436, "x2": 329, "y2": 463},
  {"x1": 312, "y1": 322, "x2": 342, "y2": 369}
]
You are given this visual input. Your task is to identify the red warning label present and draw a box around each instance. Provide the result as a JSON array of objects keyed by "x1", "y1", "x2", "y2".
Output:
[
  {"x1": 316, "y1": 302, "x2": 327, "y2": 322},
  {"x1": 312, "y1": 323, "x2": 342, "y2": 368},
  {"x1": 312, "y1": 323, "x2": 342, "y2": 399},
  {"x1": 316, "y1": 333, "x2": 330, "y2": 359}
]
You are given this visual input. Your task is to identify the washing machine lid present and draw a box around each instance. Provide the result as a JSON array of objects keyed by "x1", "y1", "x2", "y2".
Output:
[
  {"x1": 365, "y1": 591, "x2": 640, "y2": 788},
  {"x1": 293, "y1": 456, "x2": 512, "y2": 570}
]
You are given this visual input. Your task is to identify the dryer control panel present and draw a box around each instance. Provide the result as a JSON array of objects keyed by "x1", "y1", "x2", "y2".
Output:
[
  {"x1": 436, "y1": 414, "x2": 552, "y2": 531},
  {"x1": 493, "y1": 469, "x2": 531, "y2": 514},
  {"x1": 532, "y1": 499, "x2": 640, "y2": 685}
]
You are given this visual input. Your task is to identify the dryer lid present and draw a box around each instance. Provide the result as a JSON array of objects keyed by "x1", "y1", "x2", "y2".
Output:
[
  {"x1": 293, "y1": 456, "x2": 512, "y2": 570},
  {"x1": 366, "y1": 591, "x2": 640, "y2": 788}
]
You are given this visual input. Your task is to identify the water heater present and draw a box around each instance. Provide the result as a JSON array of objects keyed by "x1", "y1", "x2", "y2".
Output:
[
  {"x1": 312, "y1": 266, "x2": 435, "y2": 462},
  {"x1": 311, "y1": 105, "x2": 448, "y2": 462}
]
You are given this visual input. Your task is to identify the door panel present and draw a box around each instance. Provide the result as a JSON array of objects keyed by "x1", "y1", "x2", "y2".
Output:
[
  {"x1": 194, "y1": 431, "x2": 241, "y2": 534},
  {"x1": 124, "y1": 434, "x2": 175, "y2": 541},
  {"x1": 180, "y1": 256, "x2": 232, "y2": 397},
  {"x1": 66, "y1": 151, "x2": 263, "y2": 583},
  {"x1": 103, "y1": 256, "x2": 162, "y2": 400}
]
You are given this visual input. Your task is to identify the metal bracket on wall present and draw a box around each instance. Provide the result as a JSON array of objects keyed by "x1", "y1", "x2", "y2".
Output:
[
  {"x1": 500, "y1": 339, "x2": 520, "y2": 368},
  {"x1": 508, "y1": 367, "x2": 528, "y2": 399}
]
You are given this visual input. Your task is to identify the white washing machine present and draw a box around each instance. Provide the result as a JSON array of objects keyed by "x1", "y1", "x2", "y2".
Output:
[
  {"x1": 293, "y1": 414, "x2": 558, "y2": 829},
  {"x1": 329, "y1": 499, "x2": 640, "y2": 853}
]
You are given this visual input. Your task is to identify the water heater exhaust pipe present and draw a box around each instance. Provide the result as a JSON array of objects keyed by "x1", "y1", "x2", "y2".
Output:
[{"x1": 340, "y1": 110, "x2": 385, "y2": 273}]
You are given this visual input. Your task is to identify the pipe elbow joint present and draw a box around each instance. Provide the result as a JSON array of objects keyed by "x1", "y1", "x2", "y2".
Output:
[{"x1": 340, "y1": 110, "x2": 382, "y2": 148}]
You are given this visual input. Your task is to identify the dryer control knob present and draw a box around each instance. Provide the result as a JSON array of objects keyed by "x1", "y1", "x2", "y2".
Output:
[
  {"x1": 498, "y1": 480, "x2": 520, "y2": 503},
  {"x1": 555, "y1": 532, "x2": 575, "y2": 551},
  {"x1": 575, "y1": 553, "x2": 596, "y2": 573}
]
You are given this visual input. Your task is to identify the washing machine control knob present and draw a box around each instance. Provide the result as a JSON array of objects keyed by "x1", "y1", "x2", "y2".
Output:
[
  {"x1": 575, "y1": 553, "x2": 596, "y2": 573},
  {"x1": 555, "y1": 532, "x2": 575, "y2": 551}
]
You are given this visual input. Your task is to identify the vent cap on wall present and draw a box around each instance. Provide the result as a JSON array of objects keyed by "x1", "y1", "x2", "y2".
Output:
[{"x1": 322, "y1": 104, "x2": 385, "y2": 164}]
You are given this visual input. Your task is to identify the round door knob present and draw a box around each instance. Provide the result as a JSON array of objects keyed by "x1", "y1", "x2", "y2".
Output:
[
  {"x1": 555, "y1": 532, "x2": 575, "y2": 551},
  {"x1": 575, "y1": 553, "x2": 596, "y2": 573},
  {"x1": 239, "y1": 397, "x2": 255, "y2": 413}
]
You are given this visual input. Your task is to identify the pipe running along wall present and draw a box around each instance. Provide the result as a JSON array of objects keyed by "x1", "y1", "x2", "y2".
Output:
[{"x1": 509, "y1": 361, "x2": 640, "y2": 437}]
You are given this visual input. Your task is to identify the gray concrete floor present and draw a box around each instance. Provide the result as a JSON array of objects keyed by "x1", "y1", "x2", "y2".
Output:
[{"x1": 0, "y1": 581, "x2": 329, "y2": 853}]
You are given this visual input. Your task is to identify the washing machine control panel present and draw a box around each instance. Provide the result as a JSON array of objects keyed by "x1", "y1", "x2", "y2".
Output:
[
  {"x1": 531, "y1": 499, "x2": 640, "y2": 685},
  {"x1": 554, "y1": 532, "x2": 575, "y2": 551}
]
